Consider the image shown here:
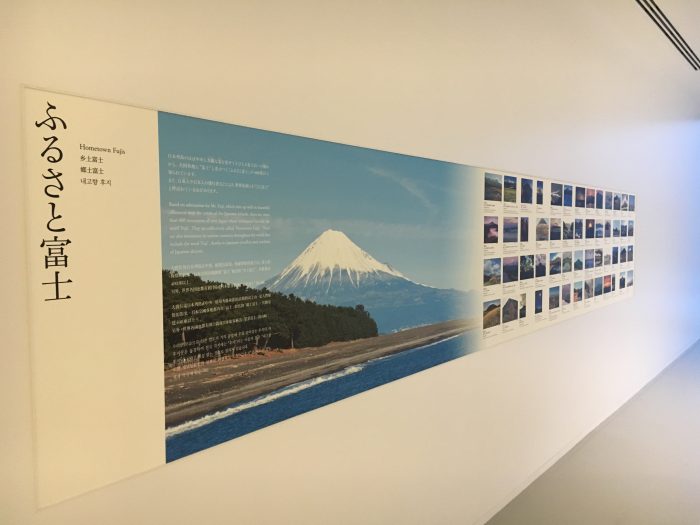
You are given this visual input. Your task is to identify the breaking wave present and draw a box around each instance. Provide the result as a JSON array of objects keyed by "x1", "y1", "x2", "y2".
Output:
[{"x1": 166, "y1": 364, "x2": 365, "y2": 438}]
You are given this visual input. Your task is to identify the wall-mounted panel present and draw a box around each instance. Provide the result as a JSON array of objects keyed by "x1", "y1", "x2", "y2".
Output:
[{"x1": 24, "y1": 87, "x2": 635, "y2": 505}]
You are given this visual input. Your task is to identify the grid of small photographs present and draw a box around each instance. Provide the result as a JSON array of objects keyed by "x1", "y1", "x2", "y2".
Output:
[{"x1": 482, "y1": 172, "x2": 635, "y2": 345}]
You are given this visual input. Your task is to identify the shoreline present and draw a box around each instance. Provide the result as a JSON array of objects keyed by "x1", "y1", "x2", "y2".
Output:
[{"x1": 165, "y1": 318, "x2": 477, "y2": 428}]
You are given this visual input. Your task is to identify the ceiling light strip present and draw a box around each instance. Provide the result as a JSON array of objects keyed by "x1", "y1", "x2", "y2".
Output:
[
  {"x1": 635, "y1": 0, "x2": 699, "y2": 70},
  {"x1": 645, "y1": 0, "x2": 700, "y2": 68}
]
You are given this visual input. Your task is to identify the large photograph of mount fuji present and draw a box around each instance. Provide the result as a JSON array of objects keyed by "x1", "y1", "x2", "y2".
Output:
[
  {"x1": 158, "y1": 112, "x2": 481, "y2": 461},
  {"x1": 263, "y1": 229, "x2": 474, "y2": 333}
]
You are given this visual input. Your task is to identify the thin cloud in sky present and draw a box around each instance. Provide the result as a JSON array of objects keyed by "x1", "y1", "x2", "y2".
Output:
[{"x1": 367, "y1": 167, "x2": 437, "y2": 214}]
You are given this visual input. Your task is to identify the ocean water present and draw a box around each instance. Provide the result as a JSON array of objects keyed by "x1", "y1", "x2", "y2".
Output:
[{"x1": 166, "y1": 331, "x2": 478, "y2": 462}]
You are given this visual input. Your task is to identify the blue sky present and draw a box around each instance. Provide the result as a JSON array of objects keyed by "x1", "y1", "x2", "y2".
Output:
[{"x1": 158, "y1": 112, "x2": 479, "y2": 290}]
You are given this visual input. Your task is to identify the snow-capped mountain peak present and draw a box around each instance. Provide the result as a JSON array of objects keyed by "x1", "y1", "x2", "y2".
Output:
[
  {"x1": 267, "y1": 229, "x2": 406, "y2": 289},
  {"x1": 260, "y1": 229, "x2": 475, "y2": 333}
]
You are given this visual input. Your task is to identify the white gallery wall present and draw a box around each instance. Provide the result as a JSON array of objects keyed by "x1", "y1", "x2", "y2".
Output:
[{"x1": 2, "y1": 1, "x2": 699, "y2": 524}]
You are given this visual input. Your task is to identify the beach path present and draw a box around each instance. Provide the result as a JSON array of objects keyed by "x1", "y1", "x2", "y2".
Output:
[{"x1": 165, "y1": 318, "x2": 477, "y2": 427}]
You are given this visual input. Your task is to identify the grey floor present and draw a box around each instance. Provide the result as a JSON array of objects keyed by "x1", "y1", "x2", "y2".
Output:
[{"x1": 487, "y1": 341, "x2": 700, "y2": 525}]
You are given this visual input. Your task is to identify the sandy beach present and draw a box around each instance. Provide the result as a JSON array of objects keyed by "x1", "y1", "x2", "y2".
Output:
[{"x1": 165, "y1": 318, "x2": 477, "y2": 427}]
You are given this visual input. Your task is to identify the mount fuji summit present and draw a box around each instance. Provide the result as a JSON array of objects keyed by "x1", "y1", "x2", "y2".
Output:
[{"x1": 261, "y1": 230, "x2": 474, "y2": 333}]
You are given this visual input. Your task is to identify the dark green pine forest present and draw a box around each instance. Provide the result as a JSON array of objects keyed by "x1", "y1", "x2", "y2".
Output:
[{"x1": 163, "y1": 270, "x2": 378, "y2": 366}]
